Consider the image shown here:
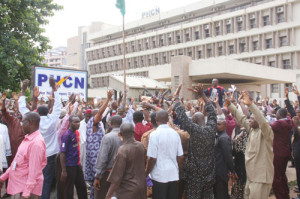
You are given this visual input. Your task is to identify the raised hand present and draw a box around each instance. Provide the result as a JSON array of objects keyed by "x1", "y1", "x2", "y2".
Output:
[
  {"x1": 293, "y1": 85, "x2": 300, "y2": 96},
  {"x1": 242, "y1": 92, "x2": 252, "y2": 106},
  {"x1": 285, "y1": 87, "x2": 289, "y2": 99},
  {"x1": 223, "y1": 92, "x2": 231, "y2": 107},
  {"x1": 33, "y1": 86, "x2": 40, "y2": 98},
  {"x1": 49, "y1": 77, "x2": 56, "y2": 90},
  {"x1": 22, "y1": 79, "x2": 29, "y2": 91},
  {"x1": 188, "y1": 83, "x2": 204, "y2": 96},
  {"x1": 68, "y1": 93, "x2": 75, "y2": 103},
  {"x1": 107, "y1": 90, "x2": 114, "y2": 99}
]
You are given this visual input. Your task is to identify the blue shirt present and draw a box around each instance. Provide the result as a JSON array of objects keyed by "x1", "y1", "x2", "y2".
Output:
[{"x1": 61, "y1": 129, "x2": 79, "y2": 166}]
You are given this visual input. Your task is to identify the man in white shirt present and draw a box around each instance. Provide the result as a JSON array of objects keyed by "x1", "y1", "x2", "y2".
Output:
[
  {"x1": 0, "y1": 123, "x2": 11, "y2": 172},
  {"x1": 18, "y1": 78, "x2": 61, "y2": 199},
  {"x1": 146, "y1": 110, "x2": 184, "y2": 199},
  {"x1": 78, "y1": 109, "x2": 92, "y2": 173}
]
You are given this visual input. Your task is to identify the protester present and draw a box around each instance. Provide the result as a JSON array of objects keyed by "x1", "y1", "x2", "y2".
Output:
[
  {"x1": 225, "y1": 92, "x2": 274, "y2": 199},
  {"x1": 0, "y1": 112, "x2": 47, "y2": 198},
  {"x1": 106, "y1": 122, "x2": 147, "y2": 199},
  {"x1": 85, "y1": 90, "x2": 113, "y2": 199},
  {"x1": 214, "y1": 118, "x2": 234, "y2": 199},
  {"x1": 18, "y1": 78, "x2": 62, "y2": 199},
  {"x1": 60, "y1": 115, "x2": 87, "y2": 199},
  {"x1": 133, "y1": 109, "x2": 152, "y2": 141},
  {"x1": 146, "y1": 110, "x2": 184, "y2": 199},
  {"x1": 174, "y1": 83, "x2": 217, "y2": 199},
  {"x1": 271, "y1": 108, "x2": 294, "y2": 199},
  {"x1": 94, "y1": 115, "x2": 123, "y2": 199},
  {"x1": 204, "y1": 79, "x2": 227, "y2": 107}
]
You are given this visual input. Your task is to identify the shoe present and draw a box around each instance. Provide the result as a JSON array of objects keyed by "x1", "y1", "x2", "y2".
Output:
[
  {"x1": 2, "y1": 193, "x2": 11, "y2": 198},
  {"x1": 289, "y1": 165, "x2": 295, "y2": 168}
]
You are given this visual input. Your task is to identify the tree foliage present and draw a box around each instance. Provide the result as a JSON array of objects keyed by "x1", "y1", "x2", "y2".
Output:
[{"x1": 0, "y1": 0, "x2": 62, "y2": 91}]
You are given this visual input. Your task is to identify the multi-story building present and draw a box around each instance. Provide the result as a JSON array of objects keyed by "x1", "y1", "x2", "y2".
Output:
[
  {"x1": 86, "y1": 0, "x2": 300, "y2": 103},
  {"x1": 67, "y1": 22, "x2": 117, "y2": 70},
  {"x1": 43, "y1": 47, "x2": 67, "y2": 67}
]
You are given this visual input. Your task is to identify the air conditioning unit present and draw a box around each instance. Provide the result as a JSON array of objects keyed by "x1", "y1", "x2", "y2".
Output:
[
  {"x1": 240, "y1": 39, "x2": 246, "y2": 43},
  {"x1": 237, "y1": 17, "x2": 243, "y2": 22},
  {"x1": 204, "y1": 24, "x2": 209, "y2": 29},
  {"x1": 250, "y1": 14, "x2": 255, "y2": 19},
  {"x1": 277, "y1": 6, "x2": 284, "y2": 13},
  {"x1": 226, "y1": 19, "x2": 231, "y2": 24},
  {"x1": 215, "y1": 22, "x2": 221, "y2": 27},
  {"x1": 218, "y1": 42, "x2": 223, "y2": 47}
]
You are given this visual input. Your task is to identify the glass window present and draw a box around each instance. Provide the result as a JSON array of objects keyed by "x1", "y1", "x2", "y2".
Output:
[
  {"x1": 160, "y1": 39, "x2": 164, "y2": 47},
  {"x1": 283, "y1": 59, "x2": 291, "y2": 69},
  {"x1": 229, "y1": 45, "x2": 234, "y2": 54},
  {"x1": 277, "y1": 13, "x2": 285, "y2": 23},
  {"x1": 240, "y1": 43, "x2": 246, "y2": 52},
  {"x1": 266, "y1": 39, "x2": 272, "y2": 49},
  {"x1": 226, "y1": 24, "x2": 231, "y2": 34},
  {"x1": 280, "y1": 36, "x2": 287, "y2": 47},
  {"x1": 207, "y1": 49, "x2": 212, "y2": 57},
  {"x1": 205, "y1": 29, "x2": 210, "y2": 38},
  {"x1": 218, "y1": 46, "x2": 223, "y2": 56},
  {"x1": 198, "y1": 50, "x2": 202, "y2": 59},
  {"x1": 250, "y1": 19, "x2": 256, "y2": 29},
  {"x1": 185, "y1": 33, "x2": 190, "y2": 42},
  {"x1": 177, "y1": 35, "x2": 181, "y2": 43},
  {"x1": 263, "y1": 16, "x2": 270, "y2": 26},
  {"x1": 237, "y1": 22, "x2": 243, "y2": 31},
  {"x1": 195, "y1": 31, "x2": 200, "y2": 40},
  {"x1": 215, "y1": 27, "x2": 220, "y2": 36},
  {"x1": 271, "y1": 84, "x2": 279, "y2": 93}
]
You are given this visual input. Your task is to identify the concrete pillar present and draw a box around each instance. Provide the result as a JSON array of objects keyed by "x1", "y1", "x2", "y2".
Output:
[{"x1": 171, "y1": 56, "x2": 193, "y2": 100}]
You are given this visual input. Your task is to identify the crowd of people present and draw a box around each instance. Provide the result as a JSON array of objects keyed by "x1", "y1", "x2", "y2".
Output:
[{"x1": 0, "y1": 77, "x2": 299, "y2": 199}]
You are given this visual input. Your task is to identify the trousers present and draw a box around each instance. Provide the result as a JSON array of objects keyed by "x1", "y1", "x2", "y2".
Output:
[
  {"x1": 244, "y1": 180, "x2": 272, "y2": 199},
  {"x1": 272, "y1": 155, "x2": 290, "y2": 199}
]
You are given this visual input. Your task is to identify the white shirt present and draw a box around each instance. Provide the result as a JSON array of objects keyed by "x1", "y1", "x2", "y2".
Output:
[
  {"x1": 147, "y1": 124, "x2": 183, "y2": 183},
  {"x1": 79, "y1": 120, "x2": 87, "y2": 146},
  {"x1": 0, "y1": 123, "x2": 12, "y2": 169},
  {"x1": 19, "y1": 92, "x2": 62, "y2": 157}
]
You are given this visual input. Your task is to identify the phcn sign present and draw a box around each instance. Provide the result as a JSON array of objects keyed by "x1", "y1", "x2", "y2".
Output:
[{"x1": 142, "y1": 7, "x2": 160, "y2": 18}]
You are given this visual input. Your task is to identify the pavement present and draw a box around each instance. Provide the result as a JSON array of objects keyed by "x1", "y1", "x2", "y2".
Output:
[{"x1": 0, "y1": 162, "x2": 298, "y2": 198}]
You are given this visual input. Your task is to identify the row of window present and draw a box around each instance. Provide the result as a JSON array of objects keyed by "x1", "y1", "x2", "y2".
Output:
[
  {"x1": 87, "y1": 5, "x2": 287, "y2": 62},
  {"x1": 89, "y1": 32, "x2": 290, "y2": 74},
  {"x1": 271, "y1": 83, "x2": 293, "y2": 93}
]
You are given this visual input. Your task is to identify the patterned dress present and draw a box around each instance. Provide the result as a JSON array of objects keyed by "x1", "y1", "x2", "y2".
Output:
[
  {"x1": 85, "y1": 117, "x2": 105, "y2": 199},
  {"x1": 174, "y1": 101, "x2": 217, "y2": 199},
  {"x1": 231, "y1": 129, "x2": 248, "y2": 199}
]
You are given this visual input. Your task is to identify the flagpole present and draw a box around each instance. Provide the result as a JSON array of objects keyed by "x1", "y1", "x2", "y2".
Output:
[{"x1": 122, "y1": 15, "x2": 126, "y2": 93}]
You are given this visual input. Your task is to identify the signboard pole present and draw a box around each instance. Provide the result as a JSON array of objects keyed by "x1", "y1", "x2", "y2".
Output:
[{"x1": 122, "y1": 15, "x2": 127, "y2": 93}]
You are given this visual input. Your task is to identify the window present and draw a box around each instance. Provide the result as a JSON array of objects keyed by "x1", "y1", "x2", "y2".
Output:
[
  {"x1": 168, "y1": 37, "x2": 172, "y2": 44},
  {"x1": 195, "y1": 31, "x2": 200, "y2": 40},
  {"x1": 174, "y1": 76, "x2": 179, "y2": 89},
  {"x1": 253, "y1": 41, "x2": 259, "y2": 51},
  {"x1": 283, "y1": 59, "x2": 291, "y2": 69},
  {"x1": 155, "y1": 57, "x2": 159, "y2": 65},
  {"x1": 218, "y1": 46, "x2": 223, "y2": 56},
  {"x1": 132, "y1": 46, "x2": 135, "y2": 52},
  {"x1": 280, "y1": 36, "x2": 287, "y2": 47},
  {"x1": 269, "y1": 61, "x2": 275, "y2": 67},
  {"x1": 177, "y1": 35, "x2": 181, "y2": 43},
  {"x1": 185, "y1": 33, "x2": 190, "y2": 42},
  {"x1": 266, "y1": 39, "x2": 272, "y2": 49},
  {"x1": 188, "y1": 51, "x2": 192, "y2": 57},
  {"x1": 250, "y1": 19, "x2": 256, "y2": 29},
  {"x1": 145, "y1": 42, "x2": 149, "y2": 49},
  {"x1": 215, "y1": 27, "x2": 220, "y2": 36},
  {"x1": 160, "y1": 39, "x2": 164, "y2": 47},
  {"x1": 271, "y1": 84, "x2": 279, "y2": 93},
  {"x1": 141, "y1": 59, "x2": 144, "y2": 66},
  {"x1": 229, "y1": 45, "x2": 234, "y2": 54},
  {"x1": 163, "y1": 56, "x2": 167, "y2": 64},
  {"x1": 240, "y1": 42, "x2": 246, "y2": 52},
  {"x1": 263, "y1": 16, "x2": 270, "y2": 26},
  {"x1": 226, "y1": 24, "x2": 231, "y2": 34},
  {"x1": 237, "y1": 22, "x2": 243, "y2": 31},
  {"x1": 152, "y1": 41, "x2": 156, "y2": 48},
  {"x1": 207, "y1": 49, "x2": 212, "y2": 57},
  {"x1": 198, "y1": 50, "x2": 202, "y2": 59},
  {"x1": 205, "y1": 29, "x2": 210, "y2": 38},
  {"x1": 277, "y1": 13, "x2": 285, "y2": 23}
]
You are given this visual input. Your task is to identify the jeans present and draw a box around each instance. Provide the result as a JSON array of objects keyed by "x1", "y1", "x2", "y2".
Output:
[{"x1": 41, "y1": 154, "x2": 56, "y2": 199}]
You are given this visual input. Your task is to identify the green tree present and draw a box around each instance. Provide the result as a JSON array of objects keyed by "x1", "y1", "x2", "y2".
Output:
[{"x1": 0, "y1": 0, "x2": 62, "y2": 91}]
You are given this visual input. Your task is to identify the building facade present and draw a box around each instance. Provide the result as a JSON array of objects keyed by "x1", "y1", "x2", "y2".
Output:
[
  {"x1": 85, "y1": 0, "x2": 300, "y2": 102},
  {"x1": 43, "y1": 47, "x2": 67, "y2": 67}
]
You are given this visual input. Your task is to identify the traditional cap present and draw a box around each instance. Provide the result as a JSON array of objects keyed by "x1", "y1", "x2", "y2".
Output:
[
  {"x1": 60, "y1": 109, "x2": 67, "y2": 118},
  {"x1": 85, "y1": 109, "x2": 92, "y2": 114}
]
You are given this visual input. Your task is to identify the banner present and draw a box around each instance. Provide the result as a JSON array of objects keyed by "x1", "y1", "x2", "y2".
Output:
[{"x1": 34, "y1": 66, "x2": 88, "y2": 101}]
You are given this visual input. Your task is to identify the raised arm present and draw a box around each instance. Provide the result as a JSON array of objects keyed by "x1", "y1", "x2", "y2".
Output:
[
  {"x1": 284, "y1": 87, "x2": 296, "y2": 118},
  {"x1": 48, "y1": 77, "x2": 62, "y2": 120},
  {"x1": 94, "y1": 90, "x2": 114, "y2": 127},
  {"x1": 19, "y1": 79, "x2": 30, "y2": 116},
  {"x1": 226, "y1": 93, "x2": 251, "y2": 133}
]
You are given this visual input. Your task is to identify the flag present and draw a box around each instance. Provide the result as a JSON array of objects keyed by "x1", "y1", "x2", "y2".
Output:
[{"x1": 116, "y1": 0, "x2": 125, "y2": 16}]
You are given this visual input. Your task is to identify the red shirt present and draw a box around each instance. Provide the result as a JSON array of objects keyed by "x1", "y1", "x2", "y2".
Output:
[{"x1": 134, "y1": 122, "x2": 153, "y2": 142}]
